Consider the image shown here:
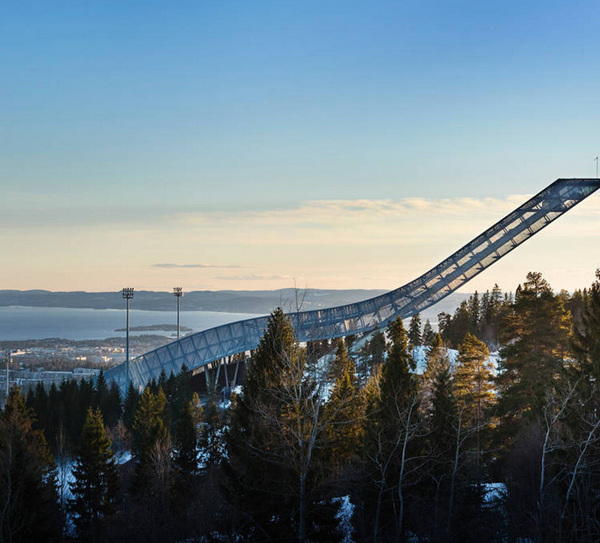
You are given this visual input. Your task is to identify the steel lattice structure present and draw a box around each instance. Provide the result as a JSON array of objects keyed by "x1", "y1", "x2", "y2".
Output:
[{"x1": 105, "y1": 179, "x2": 600, "y2": 393}]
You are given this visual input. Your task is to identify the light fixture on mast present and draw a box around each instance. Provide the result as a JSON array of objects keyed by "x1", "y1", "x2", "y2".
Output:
[{"x1": 122, "y1": 287, "x2": 134, "y2": 389}]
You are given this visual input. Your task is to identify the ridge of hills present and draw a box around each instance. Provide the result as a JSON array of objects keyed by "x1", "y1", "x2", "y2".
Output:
[{"x1": 0, "y1": 289, "x2": 470, "y2": 320}]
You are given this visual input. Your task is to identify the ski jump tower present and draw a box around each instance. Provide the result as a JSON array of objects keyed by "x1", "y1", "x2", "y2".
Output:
[{"x1": 105, "y1": 179, "x2": 600, "y2": 393}]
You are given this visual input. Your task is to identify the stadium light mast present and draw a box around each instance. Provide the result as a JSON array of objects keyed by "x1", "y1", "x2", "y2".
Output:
[
  {"x1": 5, "y1": 350, "x2": 10, "y2": 400},
  {"x1": 122, "y1": 287, "x2": 134, "y2": 389},
  {"x1": 173, "y1": 287, "x2": 183, "y2": 339}
]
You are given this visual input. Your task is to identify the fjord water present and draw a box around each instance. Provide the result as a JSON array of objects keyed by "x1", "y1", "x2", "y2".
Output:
[{"x1": 0, "y1": 306, "x2": 260, "y2": 341}]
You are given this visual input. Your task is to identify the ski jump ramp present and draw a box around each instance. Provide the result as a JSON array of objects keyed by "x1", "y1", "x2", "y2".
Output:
[{"x1": 105, "y1": 179, "x2": 600, "y2": 393}]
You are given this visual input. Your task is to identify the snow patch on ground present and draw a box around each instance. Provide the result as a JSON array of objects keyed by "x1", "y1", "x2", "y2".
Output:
[
  {"x1": 116, "y1": 450, "x2": 132, "y2": 464},
  {"x1": 411, "y1": 346, "x2": 458, "y2": 374},
  {"x1": 56, "y1": 450, "x2": 130, "y2": 504},
  {"x1": 412, "y1": 346, "x2": 429, "y2": 374},
  {"x1": 219, "y1": 385, "x2": 243, "y2": 409},
  {"x1": 56, "y1": 458, "x2": 75, "y2": 502},
  {"x1": 488, "y1": 351, "x2": 501, "y2": 375},
  {"x1": 347, "y1": 334, "x2": 372, "y2": 354},
  {"x1": 333, "y1": 495, "x2": 355, "y2": 543},
  {"x1": 412, "y1": 345, "x2": 498, "y2": 374},
  {"x1": 483, "y1": 482, "x2": 506, "y2": 506}
]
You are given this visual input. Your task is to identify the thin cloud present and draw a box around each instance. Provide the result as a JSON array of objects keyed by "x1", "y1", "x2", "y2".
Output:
[
  {"x1": 216, "y1": 274, "x2": 290, "y2": 281},
  {"x1": 152, "y1": 263, "x2": 246, "y2": 269},
  {"x1": 176, "y1": 194, "x2": 537, "y2": 228}
]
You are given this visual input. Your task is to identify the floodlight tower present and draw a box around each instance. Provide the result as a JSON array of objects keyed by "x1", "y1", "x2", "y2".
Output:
[
  {"x1": 5, "y1": 350, "x2": 10, "y2": 400},
  {"x1": 122, "y1": 287, "x2": 134, "y2": 389},
  {"x1": 173, "y1": 287, "x2": 183, "y2": 339}
]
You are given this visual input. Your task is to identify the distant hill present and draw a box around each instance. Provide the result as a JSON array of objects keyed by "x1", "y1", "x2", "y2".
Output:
[{"x1": 0, "y1": 289, "x2": 471, "y2": 320}]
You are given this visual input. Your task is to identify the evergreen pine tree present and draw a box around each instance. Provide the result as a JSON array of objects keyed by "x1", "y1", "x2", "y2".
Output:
[
  {"x1": 468, "y1": 291, "x2": 481, "y2": 336},
  {"x1": 437, "y1": 312, "x2": 451, "y2": 341},
  {"x1": 69, "y1": 407, "x2": 119, "y2": 537},
  {"x1": 430, "y1": 364, "x2": 457, "y2": 455},
  {"x1": 568, "y1": 288, "x2": 588, "y2": 331},
  {"x1": 324, "y1": 339, "x2": 364, "y2": 473},
  {"x1": 360, "y1": 329, "x2": 386, "y2": 377},
  {"x1": 427, "y1": 363, "x2": 460, "y2": 539},
  {"x1": 131, "y1": 387, "x2": 169, "y2": 492},
  {"x1": 454, "y1": 333, "x2": 494, "y2": 431},
  {"x1": 123, "y1": 382, "x2": 140, "y2": 430},
  {"x1": 105, "y1": 380, "x2": 122, "y2": 427},
  {"x1": 422, "y1": 319, "x2": 435, "y2": 346},
  {"x1": 77, "y1": 378, "x2": 95, "y2": 439},
  {"x1": 497, "y1": 272, "x2": 571, "y2": 436},
  {"x1": 327, "y1": 337, "x2": 352, "y2": 381},
  {"x1": 157, "y1": 370, "x2": 168, "y2": 393},
  {"x1": 225, "y1": 308, "x2": 338, "y2": 543},
  {"x1": 446, "y1": 300, "x2": 471, "y2": 347},
  {"x1": 421, "y1": 333, "x2": 450, "y2": 414},
  {"x1": 572, "y1": 268, "x2": 600, "y2": 377},
  {"x1": 425, "y1": 333, "x2": 449, "y2": 380},
  {"x1": 174, "y1": 400, "x2": 199, "y2": 478},
  {"x1": 94, "y1": 371, "x2": 109, "y2": 413},
  {"x1": 0, "y1": 386, "x2": 60, "y2": 543},
  {"x1": 408, "y1": 313, "x2": 422, "y2": 350},
  {"x1": 225, "y1": 308, "x2": 300, "y2": 539},
  {"x1": 199, "y1": 399, "x2": 223, "y2": 468},
  {"x1": 360, "y1": 317, "x2": 421, "y2": 541},
  {"x1": 479, "y1": 284, "x2": 505, "y2": 348}
]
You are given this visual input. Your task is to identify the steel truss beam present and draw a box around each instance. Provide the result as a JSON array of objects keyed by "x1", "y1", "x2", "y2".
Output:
[{"x1": 105, "y1": 179, "x2": 600, "y2": 393}]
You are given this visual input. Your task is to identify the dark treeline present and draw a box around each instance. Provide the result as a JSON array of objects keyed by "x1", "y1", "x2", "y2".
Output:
[
  {"x1": 436, "y1": 283, "x2": 511, "y2": 349},
  {"x1": 2, "y1": 270, "x2": 600, "y2": 543},
  {"x1": 435, "y1": 280, "x2": 591, "y2": 351}
]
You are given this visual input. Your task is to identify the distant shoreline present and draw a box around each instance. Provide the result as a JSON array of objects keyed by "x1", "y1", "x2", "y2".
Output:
[
  {"x1": 0, "y1": 288, "x2": 389, "y2": 314},
  {"x1": 114, "y1": 324, "x2": 193, "y2": 332}
]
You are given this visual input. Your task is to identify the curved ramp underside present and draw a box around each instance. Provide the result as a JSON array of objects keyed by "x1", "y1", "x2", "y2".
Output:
[{"x1": 105, "y1": 179, "x2": 600, "y2": 392}]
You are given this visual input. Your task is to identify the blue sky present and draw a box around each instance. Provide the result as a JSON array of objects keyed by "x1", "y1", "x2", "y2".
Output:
[{"x1": 1, "y1": 1, "x2": 600, "y2": 292}]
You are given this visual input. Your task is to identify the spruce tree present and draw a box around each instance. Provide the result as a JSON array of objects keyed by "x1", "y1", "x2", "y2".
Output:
[
  {"x1": 199, "y1": 399, "x2": 222, "y2": 469},
  {"x1": 421, "y1": 333, "x2": 450, "y2": 414},
  {"x1": 69, "y1": 407, "x2": 119, "y2": 537},
  {"x1": 225, "y1": 308, "x2": 337, "y2": 543},
  {"x1": 454, "y1": 333, "x2": 494, "y2": 430},
  {"x1": 327, "y1": 337, "x2": 353, "y2": 381},
  {"x1": 468, "y1": 291, "x2": 481, "y2": 336},
  {"x1": 422, "y1": 319, "x2": 435, "y2": 346},
  {"x1": 572, "y1": 268, "x2": 600, "y2": 378},
  {"x1": 425, "y1": 333, "x2": 449, "y2": 380},
  {"x1": 361, "y1": 329, "x2": 386, "y2": 377},
  {"x1": 427, "y1": 363, "x2": 459, "y2": 539},
  {"x1": 94, "y1": 371, "x2": 109, "y2": 413},
  {"x1": 123, "y1": 382, "x2": 140, "y2": 430},
  {"x1": 383, "y1": 317, "x2": 417, "y2": 392},
  {"x1": 480, "y1": 284, "x2": 505, "y2": 348},
  {"x1": 174, "y1": 400, "x2": 199, "y2": 478},
  {"x1": 360, "y1": 317, "x2": 421, "y2": 542},
  {"x1": 0, "y1": 386, "x2": 60, "y2": 543},
  {"x1": 497, "y1": 272, "x2": 571, "y2": 434},
  {"x1": 430, "y1": 364, "x2": 457, "y2": 456},
  {"x1": 131, "y1": 386, "x2": 169, "y2": 492},
  {"x1": 444, "y1": 300, "x2": 471, "y2": 347},
  {"x1": 173, "y1": 365, "x2": 192, "y2": 419},
  {"x1": 105, "y1": 380, "x2": 122, "y2": 427},
  {"x1": 408, "y1": 313, "x2": 422, "y2": 350},
  {"x1": 225, "y1": 309, "x2": 301, "y2": 539},
  {"x1": 324, "y1": 339, "x2": 364, "y2": 473}
]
